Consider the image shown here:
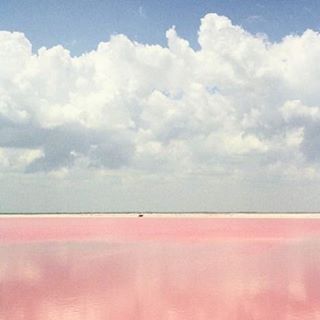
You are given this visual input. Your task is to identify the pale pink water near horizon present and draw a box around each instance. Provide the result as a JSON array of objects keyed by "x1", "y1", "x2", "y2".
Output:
[{"x1": 1, "y1": 216, "x2": 320, "y2": 319}]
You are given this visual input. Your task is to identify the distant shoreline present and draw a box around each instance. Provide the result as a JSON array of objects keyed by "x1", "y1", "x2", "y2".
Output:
[{"x1": 1, "y1": 212, "x2": 320, "y2": 218}]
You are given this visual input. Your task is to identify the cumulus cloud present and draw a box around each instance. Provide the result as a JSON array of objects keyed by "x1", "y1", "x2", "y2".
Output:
[{"x1": 1, "y1": 13, "x2": 320, "y2": 180}]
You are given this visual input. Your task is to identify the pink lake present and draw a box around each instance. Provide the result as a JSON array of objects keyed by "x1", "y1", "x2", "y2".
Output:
[{"x1": 1, "y1": 215, "x2": 320, "y2": 320}]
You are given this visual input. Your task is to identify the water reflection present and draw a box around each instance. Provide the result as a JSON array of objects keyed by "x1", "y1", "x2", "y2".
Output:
[{"x1": 1, "y1": 220, "x2": 320, "y2": 319}]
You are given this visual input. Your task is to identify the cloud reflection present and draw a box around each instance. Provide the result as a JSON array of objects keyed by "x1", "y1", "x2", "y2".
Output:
[{"x1": 1, "y1": 235, "x2": 320, "y2": 319}]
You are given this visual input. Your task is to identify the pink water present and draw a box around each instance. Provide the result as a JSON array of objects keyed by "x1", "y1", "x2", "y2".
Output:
[{"x1": 1, "y1": 216, "x2": 320, "y2": 319}]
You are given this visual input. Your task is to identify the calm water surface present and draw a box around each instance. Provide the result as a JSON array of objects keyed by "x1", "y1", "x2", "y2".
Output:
[{"x1": 1, "y1": 216, "x2": 320, "y2": 319}]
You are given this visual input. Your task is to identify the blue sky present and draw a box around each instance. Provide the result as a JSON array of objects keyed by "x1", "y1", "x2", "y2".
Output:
[{"x1": 1, "y1": 0, "x2": 320, "y2": 55}]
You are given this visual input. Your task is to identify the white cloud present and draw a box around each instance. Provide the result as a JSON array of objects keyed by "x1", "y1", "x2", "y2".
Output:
[
  {"x1": 0, "y1": 147, "x2": 43, "y2": 171},
  {"x1": 281, "y1": 100, "x2": 320, "y2": 121},
  {"x1": 1, "y1": 12, "x2": 320, "y2": 211}
]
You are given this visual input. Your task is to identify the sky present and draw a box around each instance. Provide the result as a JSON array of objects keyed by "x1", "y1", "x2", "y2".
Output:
[
  {"x1": 2, "y1": 0, "x2": 320, "y2": 55},
  {"x1": 1, "y1": 0, "x2": 320, "y2": 212}
]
